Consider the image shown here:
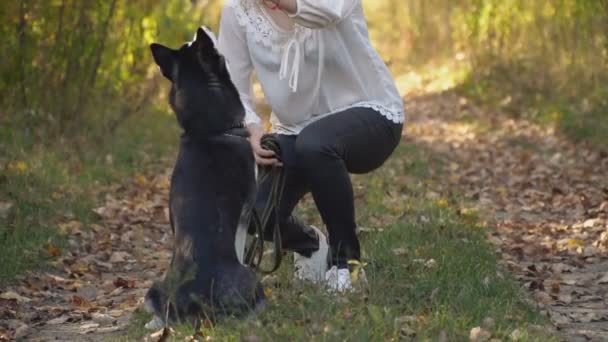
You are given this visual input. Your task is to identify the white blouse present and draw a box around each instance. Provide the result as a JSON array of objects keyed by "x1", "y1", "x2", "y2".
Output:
[{"x1": 217, "y1": 0, "x2": 405, "y2": 135}]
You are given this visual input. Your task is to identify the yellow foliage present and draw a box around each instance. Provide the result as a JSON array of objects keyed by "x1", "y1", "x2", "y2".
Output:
[
  {"x1": 567, "y1": 239, "x2": 585, "y2": 248},
  {"x1": 8, "y1": 161, "x2": 27, "y2": 173},
  {"x1": 135, "y1": 174, "x2": 147, "y2": 186},
  {"x1": 437, "y1": 199, "x2": 449, "y2": 208}
]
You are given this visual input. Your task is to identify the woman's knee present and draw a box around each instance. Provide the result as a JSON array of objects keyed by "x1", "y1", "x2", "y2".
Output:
[{"x1": 295, "y1": 131, "x2": 336, "y2": 165}]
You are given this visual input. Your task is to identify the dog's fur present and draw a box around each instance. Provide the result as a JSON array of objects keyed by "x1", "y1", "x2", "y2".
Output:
[{"x1": 144, "y1": 28, "x2": 264, "y2": 324}]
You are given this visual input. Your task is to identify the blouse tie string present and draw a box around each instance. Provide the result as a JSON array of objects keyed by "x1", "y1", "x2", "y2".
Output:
[
  {"x1": 312, "y1": 30, "x2": 324, "y2": 101},
  {"x1": 279, "y1": 36, "x2": 301, "y2": 93}
]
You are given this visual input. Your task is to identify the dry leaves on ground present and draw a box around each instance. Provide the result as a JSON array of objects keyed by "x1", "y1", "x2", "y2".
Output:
[
  {"x1": 0, "y1": 170, "x2": 174, "y2": 340},
  {"x1": 407, "y1": 90, "x2": 608, "y2": 341}
]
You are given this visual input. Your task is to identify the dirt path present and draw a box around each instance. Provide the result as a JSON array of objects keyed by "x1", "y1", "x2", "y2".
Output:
[
  {"x1": 0, "y1": 171, "x2": 173, "y2": 341},
  {"x1": 1, "y1": 85, "x2": 607, "y2": 341},
  {"x1": 406, "y1": 90, "x2": 608, "y2": 341}
]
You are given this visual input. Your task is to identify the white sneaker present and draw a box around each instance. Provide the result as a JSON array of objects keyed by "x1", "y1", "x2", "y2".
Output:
[
  {"x1": 294, "y1": 226, "x2": 329, "y2": 283},
  {"x1": 325, "y1": 266, "x2": 353, "y2": 292}
]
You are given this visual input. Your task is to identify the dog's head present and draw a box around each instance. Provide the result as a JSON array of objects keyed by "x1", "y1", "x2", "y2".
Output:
[{"x1": 150, "y1": 27, "x2": 244, "y2": 135}]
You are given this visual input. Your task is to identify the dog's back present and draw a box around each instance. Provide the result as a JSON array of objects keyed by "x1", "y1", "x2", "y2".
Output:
[{"x1": 144, "y1": 28, "x2": 263, "y2": 324}]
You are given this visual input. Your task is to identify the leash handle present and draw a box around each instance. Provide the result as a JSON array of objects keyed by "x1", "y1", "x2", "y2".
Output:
[
  {"x1": 245, "y1": 134, "x2": 285, "y2": 273},
  {"x1": 260, "y1": 134, "x2": 283, "y2": 162}
]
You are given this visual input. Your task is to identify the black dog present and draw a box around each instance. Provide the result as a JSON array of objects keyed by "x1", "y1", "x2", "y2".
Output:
[{"x1": 144, "y1": 27, "x2": 264, "y2": 326}]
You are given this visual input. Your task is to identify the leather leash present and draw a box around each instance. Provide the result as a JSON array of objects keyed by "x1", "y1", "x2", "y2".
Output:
[{"x1": 245, "y1": 134, "x2": 285, "y2": 273}]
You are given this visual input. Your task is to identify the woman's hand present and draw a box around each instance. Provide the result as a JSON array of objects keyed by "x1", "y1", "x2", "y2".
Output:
[
  {"x1": 247, "y1": 123, "x2": 283, "y2": 167},
  {"x1": 267, "y1": 0, "x2": 297, "y2": 14}
]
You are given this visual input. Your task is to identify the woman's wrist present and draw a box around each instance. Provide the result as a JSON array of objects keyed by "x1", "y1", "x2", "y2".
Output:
[{"x1": 247, "y1": 123, "x2": 264, "y2": 137}]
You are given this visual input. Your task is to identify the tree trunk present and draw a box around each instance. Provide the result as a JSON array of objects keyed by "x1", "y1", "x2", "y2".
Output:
[
  {"x1": 60, "y1": 0, "x2": 88, "y2": 120},
  {"x1": 18, "y1": 0, "x2": 28, "y2": 109},
  {"x1": 87, "y1": 0, "x2": 117, "y2": 90}
]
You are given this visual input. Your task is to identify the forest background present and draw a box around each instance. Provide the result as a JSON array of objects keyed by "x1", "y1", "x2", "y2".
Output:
[
  {"x1": 2, "y1": 0, "x2": 606, "y2": 144},
  {"x1": 1, "y1": 1, "x2": 607, "y2": 340},
  {"x1": 1, "y1": 0, "x2": 607, "y2": 282}
]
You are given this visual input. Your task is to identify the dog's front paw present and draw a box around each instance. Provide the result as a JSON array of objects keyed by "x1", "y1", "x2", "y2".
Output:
[{"x1": 144, "y1": 315, "x2": 165, "y2": 330}]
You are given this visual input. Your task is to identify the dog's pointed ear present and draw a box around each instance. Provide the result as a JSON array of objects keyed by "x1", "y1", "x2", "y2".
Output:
[
  {"x1": 150, "y1": 43, "x2": 176, "y2": 81},
  {"x1": 195, "y1": 27, "x2": 217, "y2": 53}
]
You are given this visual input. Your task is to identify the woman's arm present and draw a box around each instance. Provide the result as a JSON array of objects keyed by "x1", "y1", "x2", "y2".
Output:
[
  {"x1": 218, "y1": 6, "x2": 261, "y2": 128},
  {"x1": 270, "y1": 0, "x2": 360, "y2": 28},
  {"x1": 218, "y1": 5, "x2": 280, "y2": 166}
]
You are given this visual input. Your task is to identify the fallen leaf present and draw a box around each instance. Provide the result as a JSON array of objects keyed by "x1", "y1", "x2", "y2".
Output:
[
  {"x1": 566, "y1": 239, "x2": 585, "y2": 248},
  {"x1": 91, "y1": 313, "x2": 116, "y2": 325},
  {"x1": 358, "y1": 227, "x2": 382, "y2": 233},
  {"x1": 426, "y1": 191, "x2": 440, "y2": 200},
  {"x1": 77, "y1": 285, "x2": 98, "y2": 301},
  {"x1": 413, "y1": 258, "x2": 437, "y2": 269},
  {"x1": 135, "y1": 174, "x2": 147, "y2": 186},
  {"x1": 392, "y1": 248, "x2": 408, "y2": 256},
  {"x1": 108, "y1": 309, "x2": 124, "y2": 317},
  {"x1": 596, "y1": 273, "x2": 608, "y2": 284},
  {"x1": 509, "y1": 328, "x2": 523, "y2": 340},
  {"x1": 556, "y1": 293, "x2": 572, "y2": 305},
  {"x1": 13, "y1": 323, "x2": 29, "y2": 339},
  {"x1": 0, "y1": 291, "x2": 31, "y2": 303},
  {"x1": 533, "y1": 291, "x2": 552, "y2": 305},
  {"x1": 8, "y1": 161, "x2": 27, "y2": 173},
  {"x1": 71, "y1": 295, "x2": 93, "y2": 310},
  {"x1": 469, "y1": 326, "x2": 491, "y2": 341},
  {"x1": 46, "y1": 316, "x2": 70, "y2": 325},
  {"x1": 481, "y1": 317, "x2": 495, "y2": 330},
  {"x1": 45, "y1": 244, "x2": 62, "y2": 257},
  {"x1": 0, "y1": 202, "x2": 13, "y2": 219},
  {"x1": 148, "y1": 327, "x2": 173, "y2": 342},
  {"x1": 58, "y1": 221, "x2": 83, "y2": 235},
  {"x1": 550, "y1": 282, "x2": 560, "y2": 294},
  {"x1": 399, "y1": 326, "x2": 417, "y2": 340},
  {"x1": 113, "y1": 277, "x2": 136, "y2": 289},
  {"x1": 108, "y1": 287, "x2": 124, "y2": 297},
  {"x1": 549, "y1": 312, "x2": 571, "y2": 326},
  {"x1": 109, "y1": 251, "x2": 132, "y2": 263},
  {"x1": 550, "y1": 263, "x2": 571, "y2": 274},
  {"x1": 0, "y1": 328, "x2": 11, "y2": 341},
  {"x1": 79, "y1": 322, "x2": 100, "y2": 334}
]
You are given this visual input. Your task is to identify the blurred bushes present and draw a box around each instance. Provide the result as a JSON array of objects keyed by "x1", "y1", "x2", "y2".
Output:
[
  {"x1": 1, "y1": 1, "x2": 606, "y2": 144},
  {"x1": 0, "y1": 0, "x2": 223, "y2": 142},
  {"x1": 365, "y1": 0, "x2": 608, "y2": 144}
]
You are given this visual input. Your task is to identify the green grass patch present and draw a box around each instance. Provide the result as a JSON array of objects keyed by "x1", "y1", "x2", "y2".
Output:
[
  {"x1": 0, "y1": 110, "x2": 179, "y2": 285},
  {"x1": 457, "y1": 67, "x2": 608, "y2": 148},
  {"x1": 118, "y1": 143, "x2": 554, "y2": 341}
]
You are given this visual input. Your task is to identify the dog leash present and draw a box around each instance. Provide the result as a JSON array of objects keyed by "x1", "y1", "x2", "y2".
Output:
[{"x1": 244, "y1": 134, "x2": 285, "y2": 274}]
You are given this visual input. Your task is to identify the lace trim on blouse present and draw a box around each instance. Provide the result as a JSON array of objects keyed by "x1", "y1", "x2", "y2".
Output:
[
  {"x1": 227, "y1": 0, "x2": 314, "y2": 53},
  {"x1": 271, "y1": 101, "x2": 405, "y2": 135}
]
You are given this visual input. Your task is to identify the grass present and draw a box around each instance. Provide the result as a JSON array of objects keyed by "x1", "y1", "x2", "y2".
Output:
[
  {"x1": 118, "y1": 144, "x2": 555, "y2": 341},
  {"x1": 0, "y1": 110, "x2": 179, "y2": 285},
  {"x1": 457, "y1": 68, "x2": 608, "y2": 148}
]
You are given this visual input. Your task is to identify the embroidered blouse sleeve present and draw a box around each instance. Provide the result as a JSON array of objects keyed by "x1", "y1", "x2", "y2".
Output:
[
  {"x1": 218, "y1": 5, "x2": 262, "y2": 126},
  {"x1": 288, "y1": 0, "x2": 360, "y2": 28}
]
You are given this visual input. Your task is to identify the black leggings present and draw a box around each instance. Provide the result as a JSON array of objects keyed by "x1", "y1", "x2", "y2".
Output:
[{"x1": 256, "y1": 107, "x2": 403, "y2": 268}]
